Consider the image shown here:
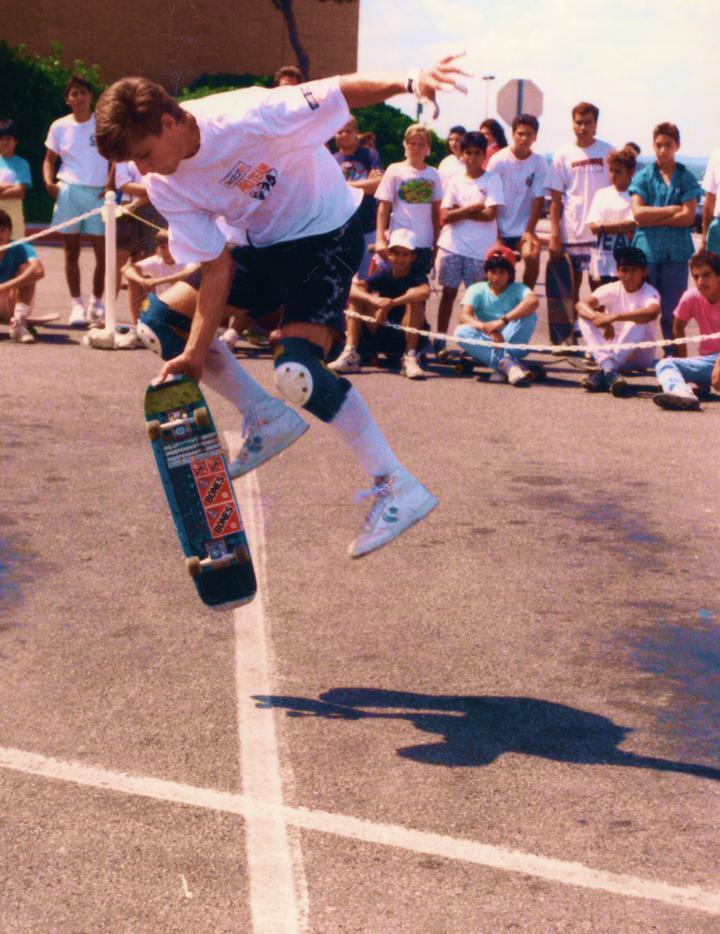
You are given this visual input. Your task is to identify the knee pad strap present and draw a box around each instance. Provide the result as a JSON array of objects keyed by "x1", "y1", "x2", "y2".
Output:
[
  {"x1": 273, "y1": 338, "x2": 350, "y2": 422},
  {"x1": 137, "y1": 293, "x2": 191, "y2": 360}
]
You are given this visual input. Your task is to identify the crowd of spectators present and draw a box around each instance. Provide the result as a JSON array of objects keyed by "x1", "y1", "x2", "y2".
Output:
[{"x1": 1, "y1": 70, "x2": 720, "y2": 412}]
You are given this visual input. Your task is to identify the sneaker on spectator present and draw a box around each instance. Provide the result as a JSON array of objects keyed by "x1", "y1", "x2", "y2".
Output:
[
  {"x1": 69, "y1": 300, "x2": 87, "y2": 328},
  {"x1": 653, "y1": 388, "x2": 701, "y2": 411},
  {"x1": 9, "y1": 315, "x2": 36, "y2": 344},
  {"x1": 220, "y1": 327, "x2": 241, "y2": 349},
  {"x1": 607, "y1": 372, "x2": 631, "y2": 397},
  {"x1": 348, "y1": 466, "x2": 438, "y2": 558},
  {"x1": 88, "y1": 297, "x2": 105, "y2": 325},
  {"x1": 227, "y1": 397, "x2": 309, "y2": 479},
  {"x1": 581, "y1": 371, "x2": 607, "y2": 392},
  {"x1": 401, "y1": 351, "x2": 425, "y2": 380},
  {"x1": 328, "y1": 346, "x2": 361, "y2": 374},
  {"x1": 499, "y1": 357, "x2": 530, "y2": 386}
]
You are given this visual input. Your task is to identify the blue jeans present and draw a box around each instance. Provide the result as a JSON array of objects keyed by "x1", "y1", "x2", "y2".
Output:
[
  {"x1": 455, "y1": 314, "x2": 537, "y2": 369},
  {"x1": 656, "y1": 353, "x2": 718, "y2": 391},
  {"x1": 646, "y1": 261, "x2": 689, "y2": 346}
]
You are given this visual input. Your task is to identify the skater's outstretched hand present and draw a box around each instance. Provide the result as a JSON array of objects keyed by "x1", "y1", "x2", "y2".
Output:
[{"x1": 159, "y1": 349, "x2": 204, "y2": 384}]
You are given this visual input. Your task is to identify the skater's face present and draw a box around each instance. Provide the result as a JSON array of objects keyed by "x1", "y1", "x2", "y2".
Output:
[
  {"x1": 131, "y1": 115, "x2": 187, "y2": 176},
  {"x1": 690, "y1": 263, "x2": 720, "y2": 303},
  {"x1": 609, "y1": 164, "x2": 634, "y2": 192},
  {"x1": 572, "y1": 112, "x2": 597, "y2": 146},
  {"x1": 511, "y1": 124, "x2": 536, "y2": 158},
  {"x1": 388, "y1": 246, "x2": 414, "y2": 276},
  {"x1": 486, "y1": 266, "x2": 511, "y2": 294},
  {"x1": 616, "y1": 264, "x2": 645, "y2": 293}
]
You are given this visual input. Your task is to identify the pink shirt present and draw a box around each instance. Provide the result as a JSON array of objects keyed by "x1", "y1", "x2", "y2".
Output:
[{"x1": 674, "y1": 287, "x2": 720, "y2": 355}]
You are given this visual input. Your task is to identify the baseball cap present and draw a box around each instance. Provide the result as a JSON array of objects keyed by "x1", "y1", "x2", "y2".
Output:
[
  {"x1": 484, "y1": 245, "x2": 517, "y2": 267},
  {"x1": 614, "y1": 245, "x2": 648, "y2": 268},
  {"x1": 388, "y1": 229, "x2": 417, "y2": 251}
]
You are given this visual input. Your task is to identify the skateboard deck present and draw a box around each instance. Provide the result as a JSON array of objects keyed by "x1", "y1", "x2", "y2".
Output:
[
  {"x1": 434, "y1": 350, "x2": 547, "y2": 381},
  {"x1": 0, "y1": 312, "x2": 61, "y2": 325},
  {"x1": 545, "y1": 254, "x2": 575, "y2": 345},
  {"x1": 144, "y1": 375, "x2": 256, "y2": 610}
]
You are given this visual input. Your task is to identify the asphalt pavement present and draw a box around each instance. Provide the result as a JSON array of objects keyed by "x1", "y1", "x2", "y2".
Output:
[{"x1": 1, "y1": 245, "x2": 719, "y2": 933}]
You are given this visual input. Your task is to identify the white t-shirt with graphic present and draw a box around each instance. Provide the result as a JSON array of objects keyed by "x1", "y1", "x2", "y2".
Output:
[
  {"x1": 438, "y1": 154, "x2": 465, "y2": 192},
  {"x1": 145, "y1": 78, "x2": 362, "y2": 263},
  {"x1": 375, "y1": 161, "x2": 442, "y2": 248},
  {"x1": 703, "y1": 148, "x2": 720, "y2": 218},
  {"x1": 437, "y1": 170, "x2": 504, "y2": 259},
  {"x1": 585, "y1": 185, "x2": 633, "y2": 278},
  {"x1": 591, "y1": 279, "x2": 660, "y2": 343},
  {"x1": 546, "y1": 139, "x2": 613, "y2": 247},
  {"x1": 486, "y1": 148, "x2": 547, "y2": 237},
  {"x1": 45, "y1": 113, "x2": 108, "y2": 187}
]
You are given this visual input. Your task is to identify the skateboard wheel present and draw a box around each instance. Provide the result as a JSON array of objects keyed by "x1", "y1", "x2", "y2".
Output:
[
  {"x1": 186, "y1": 556, "x2": 202, "y2": 578},
  {"x1": 233, "y1": 544, "x2": 249, "y2": 564},
  {"x1": 147, "y1": 419, "x2": 162, "y2": 442},
  {"x1": 194, "y1": 407, "x2": 210, "y2": 430}
]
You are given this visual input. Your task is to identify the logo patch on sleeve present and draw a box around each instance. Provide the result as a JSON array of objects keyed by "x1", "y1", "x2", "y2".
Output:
[{"x1": 302, "y1": 87, "x2": 319, "y2": 111}]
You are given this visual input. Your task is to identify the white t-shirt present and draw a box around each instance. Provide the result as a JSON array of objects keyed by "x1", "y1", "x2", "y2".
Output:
[
  {"x1": 702, "y1": 148, "x2": 720, "y2": 218},
  {"x1": 438, "y1": 154, "x2": 465, "y2": 191},
  {"x1": 145, "y1": 78, "x2": 362, "y2": 263},
  {"x1": 45, "y1": 113, "x2": 108, "y2": 187},
  {"x1": 437, "y1": 170, "x2": 504, "y2": 259},
  {"x1": 591, "y1": 279, "x2": 660, "y2": 343},
  {"x1": 115, "y1": 160, "x2": 143, "y2": 201},
  {"x1": 586, "y1": 185, "x2": 633, "y2": 278},
  {"x1": 486, "y1": 148, "x2": 547, "y2": 237},
  {"x1": 546, "y1": 139, "x2": 614, "y2": 246},
  {"x1": 135, "y1": 254, "x2": 188, "y2": 296},
  {"x1": 375, "y1": 161, "x2": 442, "y2": 249}
]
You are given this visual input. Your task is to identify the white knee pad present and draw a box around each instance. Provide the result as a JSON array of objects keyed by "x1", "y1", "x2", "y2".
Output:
[
  {"x1": 136, "y1": 319, "x2": 163, "y2": 356},
  {"x1": 274, "y1": 360, "x2": 313, "y2": 406}
]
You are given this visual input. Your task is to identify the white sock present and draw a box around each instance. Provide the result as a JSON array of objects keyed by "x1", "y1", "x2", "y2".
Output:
[
  {"x1": 14, "y1": 302, "x2": 30, "y2": 321},
  {"x1": 202, "y1": 338, "x2": 273, "y2": 413},
  {"x1": 71, "y1": 296, "x2": 83, "y2": 305},
  {"x1": 330, "y1": 388, "x2": 401, "y2": 479}
]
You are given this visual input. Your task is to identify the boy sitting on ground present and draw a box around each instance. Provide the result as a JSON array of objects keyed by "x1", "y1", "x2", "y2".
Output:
[
  {"x1": 653, "y1": 250, "x2": 720, "y2": 411},
  {"x1": 453, "y1": 245, "x2": 539, "y2": 385},
  {"x1": 575, "y1": 246, "x2": 660, "y2": 396},
  {"x1": 330, "y1": 229, "x2": 430, "y2": 380},
  {"x1": 0, "y1": 209, "x2": 44, "y2": 343}
]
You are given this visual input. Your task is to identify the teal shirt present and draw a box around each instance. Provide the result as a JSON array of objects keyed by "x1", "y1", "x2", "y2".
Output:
[
  {"x1": 462, "y1": 280, "x2": 531, "y2": 322},
  {"x1": 0, "y1": 155, "x2": 32, "y2": 188},
  {"x1": 0, "y1": 242, "x2": 38, "y2": 283},
  {"x1": 629, "y1": 162, "x2": 701, "y2": 263}
]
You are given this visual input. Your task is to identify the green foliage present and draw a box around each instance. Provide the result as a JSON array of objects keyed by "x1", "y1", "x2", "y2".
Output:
[
  {"x1": 0, "y1": 41, "x2": 104, "y2": 222},
  {"x1": 350, "y1": 102, "x2": 446, "y2": 168},
  {"x1": 178, "y1": 72, "x2": 273, "y2": 101}
]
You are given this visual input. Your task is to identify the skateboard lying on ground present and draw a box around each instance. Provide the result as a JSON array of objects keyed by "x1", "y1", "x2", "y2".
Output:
[
  {"x1": 1, "y1": 312, "x2": 60, "y2": 335},
  {"x1": 433, "y1": 349, "x2": 547, "y2": 381},
  {"x1": 144, "y1": 375, "x2": 256, "y2": 610}
]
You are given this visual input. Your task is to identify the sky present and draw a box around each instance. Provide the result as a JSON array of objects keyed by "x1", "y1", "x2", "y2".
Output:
[{"x1": 357, "y1": 0, "x2": 719, "y2": 159}]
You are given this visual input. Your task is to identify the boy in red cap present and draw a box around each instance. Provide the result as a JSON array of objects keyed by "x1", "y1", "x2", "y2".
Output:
[{"x1": 453, "y1": 245, "x2": 539, "y2": 385}]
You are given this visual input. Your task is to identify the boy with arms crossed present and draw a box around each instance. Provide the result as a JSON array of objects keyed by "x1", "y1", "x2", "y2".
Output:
[
  {"x1": 586, "y1": 147, "x2": 638, "y2": 285},
  {"x1": 487, "y1": 114, "x2": 546, "y2": 289},
  {"x1": 575, "y1": 246, "x2": 660, "y2": 396},
  {"x1": 95, "y1": 58, "x2": 468, "y2": 557}
]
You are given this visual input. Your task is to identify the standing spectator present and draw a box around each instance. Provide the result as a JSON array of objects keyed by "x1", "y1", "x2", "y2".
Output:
[
  {"x1": 273, "y1": 66, "x2": 303, "y2": 87},
  {"x1": 0, "y1": 209, "x2": 45, "y2": 343},
  {"x1": 333, "y1": 118, "x2": 383, "y2": 279},
  {"x1": 479, "y1": 118, "x2": 508, "y2": 169},
  {"x1": 700, "y1": 146, "x2": 720, "y2": 256},
  {"x1": 547, "y1": 102, "x2": 614, "y2": 313},
  {"x1": 653, "y1": 250, "x2": 720, "y2": 411},
  {"x1": 114, "y1": 159, "x2": 168, "y2": 300},
  {"x1": 0, "y1": 120, "x2": 32, "y2": 240},
  {"x1": 630, "y1": 122, "x2": 701, "y2": 349},
  {"x1": 487, "y1": 113, "x2": 547, "y2": 289},
  {"x1": 438, "y1": 124, "x2": 466, "y2": 191},
  {"x1": 575, "y1": 246, "x2": 660, "y2": 396},
  {"x1": 586, "y1": 147, "x2": 638, "y2": 285},
  {"x1": 454, "y1": 245, "x2": 539, "y2": 385},
  {"x1": 435, "y1": 131, "x2": 504, "y2": 351},
  {"x1": 43, "y1": 74, "x2": 108, "y2": 327}
]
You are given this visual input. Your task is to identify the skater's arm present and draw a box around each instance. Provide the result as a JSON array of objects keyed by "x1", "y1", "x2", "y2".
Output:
[
  {"x1": 671, "y1": 317, "x2": 687, "y2": 358},
  {"x1": 0, "y1": 258, "x2": 44, "y2": 292},
  {"x1": 339, "y1": 54, "x2": 470, "y2": 110}
]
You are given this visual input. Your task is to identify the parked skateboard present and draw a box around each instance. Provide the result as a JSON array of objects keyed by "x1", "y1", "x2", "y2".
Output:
[
  {"x1": 144, "y1": 375, "x2": 256, "y2": 610},
  {"x1": 434, "y1": 350, "x2": 547, "y2": 381},
  {"x1": 545, "y1": 253, "x2": 575, "y2": 345},
  {"x1": 0, "y1": 311, "x2": 60, "y2": 327}
]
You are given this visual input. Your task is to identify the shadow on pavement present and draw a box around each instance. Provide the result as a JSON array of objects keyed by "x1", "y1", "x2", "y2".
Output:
[{"x1": 254, "y1": 688, "x2": 720, "y2": 780}]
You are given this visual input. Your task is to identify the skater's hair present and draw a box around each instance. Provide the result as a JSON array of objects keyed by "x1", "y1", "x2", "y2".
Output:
[
  {"x1": 653, "y1": 122, "x2": 680, "y2": 144},
  {"x1": 65, "y1": 74, "x2": 93, "y2": 98},
  {"x1": 95, "y1": 77, "x2": 186, "y2": 162},
  {"x1": 690, "y1": 250, "x2": 720, "y2": 275},
  {"x1": 403, "y1": 123, "x2": 431, "y2": 146},
  {"x1": 0, "y1": 209, "x2": 12, "y2": 230},
  {"x1": 479, "y1": 118, "x2": 508, "y2": 148},
  {"x1": 512, "y1": 113, "x2": 539, "y2": 135},
  {"x1": 608, "y1": 146, "x2": 637, "y2": 172},
  {"x1": 460, "y1": 131, "x2": 487, "y2": 153},
  {"x1": 572, "y1": 101, "x2": 599, "y2": 122},
  {"x1": 273, "y1": 65, "x2": 303, "y2": 87}
]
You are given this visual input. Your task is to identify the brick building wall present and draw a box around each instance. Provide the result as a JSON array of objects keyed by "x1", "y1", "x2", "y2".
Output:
[{"x1": 5, "y1": 0, "x2": 359, "y2": 91}]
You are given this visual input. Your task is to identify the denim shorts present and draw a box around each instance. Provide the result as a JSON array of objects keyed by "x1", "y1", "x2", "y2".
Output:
[{"x1": 52, "y1": 182, "x2": 105, "y2": 236}]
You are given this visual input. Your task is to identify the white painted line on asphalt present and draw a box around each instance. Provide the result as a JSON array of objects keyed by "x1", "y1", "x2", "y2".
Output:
[
  {"x1": 1, "y1": 745, "x2": 719, "y2": 917},
  {"x1": 233, "y1": 467, "x2": 306, "y2": 934}
]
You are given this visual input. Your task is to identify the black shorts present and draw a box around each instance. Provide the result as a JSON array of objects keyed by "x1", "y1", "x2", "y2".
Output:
[{"x1": 228, "y1": 212, "x2": 365, "y2": 334}]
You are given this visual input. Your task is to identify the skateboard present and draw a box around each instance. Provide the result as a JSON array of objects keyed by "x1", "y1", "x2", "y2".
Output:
[
  {"x1": 144, "y1": 375, "x2": 256, "y2": 610},
  {"x1": 0, "y1": 312, "x2": 60, "y2": 326},
  {"x1": 544, "y1": 253, "x2": 575, "y2": 345},
  {"x1": 433, "y1": 350, "x2": 547, "y2": 381}
]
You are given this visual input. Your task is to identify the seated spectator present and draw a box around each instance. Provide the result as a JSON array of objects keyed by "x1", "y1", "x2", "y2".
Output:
[
  {"x1": 479, "y1": 118, "x2": 508, "y2": 169},
  {"x1": 576, "y1": 246, "x2": 660, "y2": 396},
  {"x1": 273, "y1": 65, "x2": 303, "y2": 87},
  {"x1": 121, "y1": 230, "x2": 198, "y2": 347},
  {"x1": 438, "y1": 124, "x2": 466, "y2": 191},
  {"x1": 115, "y1": 159, "x2": 167, "y2": 267},
  {"x1": 329, "y1": 229, "x2": 430, "y2": 380},
  {"x1": 654, "y1": 250, "x2": 720, "y2": 411},
  {"x1": 454, "y1": 245, "x2": 539, "y2": 385},
  {"x1": 0, "y1": 119, "x2": 32, "y2": 240},
  {"x1": 0, "y1": 209, "x2": 45, "y2": 343},
  {"x1": 586, "y1": 147, "x2": 639, "y2": 285}
]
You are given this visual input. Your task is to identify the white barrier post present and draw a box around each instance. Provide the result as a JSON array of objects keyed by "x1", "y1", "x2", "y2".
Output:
[{"x1": 103, "y1": 190, "x2": 117, "y2": 334}]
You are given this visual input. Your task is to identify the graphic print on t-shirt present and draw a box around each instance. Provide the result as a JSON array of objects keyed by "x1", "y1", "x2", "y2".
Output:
[{"x1": 398, "y1": 178, "x2": 435, "y2": 204}]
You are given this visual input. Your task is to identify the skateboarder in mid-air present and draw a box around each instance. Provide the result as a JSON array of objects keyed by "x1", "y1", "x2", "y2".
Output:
[{"x1": 95, "y1": 56, "x2": 469, "y2": 556}]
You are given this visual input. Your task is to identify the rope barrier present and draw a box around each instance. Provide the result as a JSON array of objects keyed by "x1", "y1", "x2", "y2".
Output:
[{"x1": 0, "y1": 206, "x2": 105, "y2": 253}]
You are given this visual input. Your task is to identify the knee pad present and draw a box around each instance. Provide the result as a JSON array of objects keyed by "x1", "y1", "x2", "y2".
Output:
[
  {"x1": 137, "y1": 293, "x2": 191, "y2": 360},
  {"x1": 273, "y1": 338, "x2": 350, "y2": 422}
]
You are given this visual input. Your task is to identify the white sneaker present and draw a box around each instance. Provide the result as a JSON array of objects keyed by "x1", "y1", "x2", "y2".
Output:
[
  {"x1": 88, "y1": 298, "x2": 105, "y2": 325},
  {"x1": 328, "y1": 346, "x2": 361, "y2": 374},
  {"x1": 115, "y1": 326, "x2": 141, "y2": 350},
  {"x1": 69, "y1": 300, "x2": 87, "y2": 328},
  {"x1": 499, "y1": 358, "x2": 530, "y2": 386},
  {"x1": 401, "y1": 352, "x2": 425, "y2": 380},
  {"x1": 348, "y1": 467, "x2": 438, "y2": 558},
  {"x1": 488, "y1": 368, "x2": 506, "y2": 383},
  {"x1": 220, "y1": 327, "x2": 241, "y2": 348},
  {"x1": 9, "y1": 316, "x2": 36, "y2": 344},
  {"x1": 228, "y1": 398, "x2": 309, "y2": 479}
]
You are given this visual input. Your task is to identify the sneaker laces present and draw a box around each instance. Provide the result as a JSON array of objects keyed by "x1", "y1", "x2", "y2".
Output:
[
  {"x1": 355, "y1": 476, "x2": 393, "y2": 527},
  {"x1": 241, "y1": 408, "x2": 261, "y2": 442}
]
